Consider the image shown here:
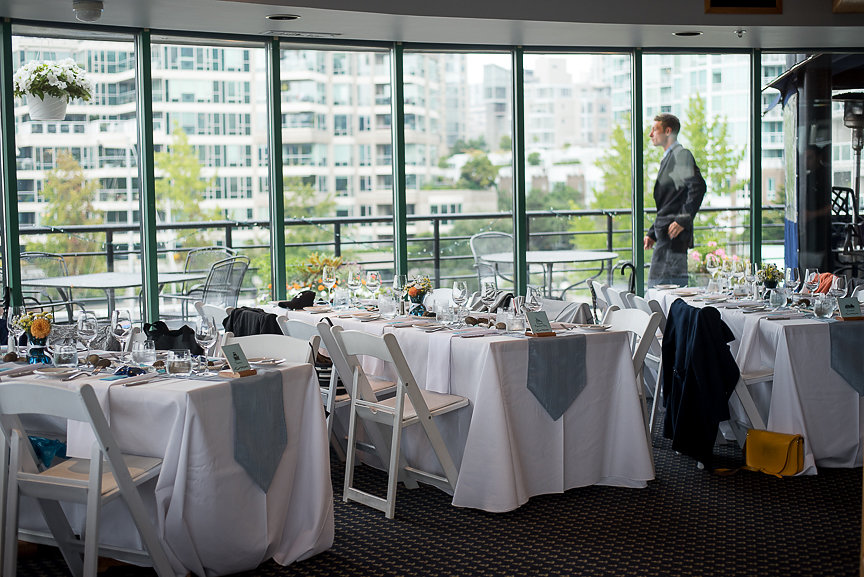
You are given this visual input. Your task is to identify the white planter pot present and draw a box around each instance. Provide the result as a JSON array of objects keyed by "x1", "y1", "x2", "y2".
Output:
[{"x1": 26, "y1": 94, "x2": 67, "y2": 121}]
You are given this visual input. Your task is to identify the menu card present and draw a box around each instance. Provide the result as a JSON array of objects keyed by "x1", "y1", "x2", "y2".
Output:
[
  {"x1": 837, "y1": 297, "x2": 863, "y2": 319},
  {"x1": 525, "y1": 311, "x2": 554, "y2": 335},
  {"x1": 222, "y1": 343, "x2": 253, "y2": 373}
]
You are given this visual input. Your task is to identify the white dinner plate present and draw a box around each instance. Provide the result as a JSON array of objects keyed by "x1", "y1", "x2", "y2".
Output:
[
  {"x1": 247, "y1": 357, "x2": 285, "y2": 366},
  {"x1": 576, "y1": 324, "x2": 612, "y2": 331},
  {"x1": 304, "y1": 306, "x2": 332, "y2": 313},
  {"x1": 34, "y1": 367, "x2": 77, "y2": 377},
  {"x1": 654, "y1": 284, "x2": 680, "y2": 290},
  {"x1": 672, "y1": 289, "x2": 700, "y2": 297}
]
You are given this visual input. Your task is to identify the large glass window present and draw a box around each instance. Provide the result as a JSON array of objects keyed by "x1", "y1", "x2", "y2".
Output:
[
  {"x1": 404, "y1": 51, "x2": 512, "y2": 292},
  {"x1": 14, "y1": 32, "x2": 141, "y2": 321},
  {"x1": 523, "y1": 53, "x2": 630, "y2": 301},
  {"x1": 280, "y1": 49, "x2": 394, "y2": 291},
  {"x1": 642, "y1": 53, "x2": 751, "y2": 288},
  {"x1": 152, "y1": 39, "x2": 269, "y2": 310}
]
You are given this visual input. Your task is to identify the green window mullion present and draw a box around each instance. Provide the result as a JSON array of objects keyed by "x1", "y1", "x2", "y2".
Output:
[
  {"x1": 391, "y1": 43, "x2": 408, "y2": 277},
  {"x1": 267, "y1": 37, "x2": 286, "y2": 300},
  {"x1": 135, "y1": 30, "x2": 159, "y2": 321},
  {"x1": 632, "y1": 49, "x2": 645, "y2": 295},
  {"x1": 512, "y1": 47, "x2": 528, "y2": 296},
  {"x1": 0, "y1": 21, "x2": 20, "y2": 307},
  {"x1": 751, "y1": 49, "x2": 763, "y2": 265}
]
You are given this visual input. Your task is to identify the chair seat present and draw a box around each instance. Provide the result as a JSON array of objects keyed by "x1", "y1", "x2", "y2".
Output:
[
  {"x1": 378, "y1": 390, "x2": 469, "y2": 423},
  {"x1": 32, "y1": 455, "x2": 163, "y2": 500},
  {"x1": 332, "y1": 375, "x2": 396, "y2": 404}
]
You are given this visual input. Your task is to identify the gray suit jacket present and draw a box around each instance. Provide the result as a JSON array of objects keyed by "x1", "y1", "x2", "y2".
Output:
[{"x1": 647, "y1": 142, "x2": 706, "y2": 250}]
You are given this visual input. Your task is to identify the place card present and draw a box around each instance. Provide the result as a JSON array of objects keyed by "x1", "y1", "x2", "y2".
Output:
[
  {"x1": 837, "y1": 297, "x2": 864, "y2": 320},
  {"x1": 525, "y1": 311, "x2": 556, "y2": 337},
  {"x1": 219, "y1": 343, "x2": 258, "y2": 378}
]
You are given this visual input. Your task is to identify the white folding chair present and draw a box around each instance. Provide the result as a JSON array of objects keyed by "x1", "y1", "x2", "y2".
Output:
[
  {"x1": 327, "y1": 325, "x2": 469, "y2": 519},
  {"x1": 628, "y1": 294, "x2": 668, "y2": 434},
  {"x1": 605, "y1": 285, "x2": 630, "y2": 310},
  {"x1": 589, "y1": 280, "x2": 609, "y2": 320},
  {"x1": 0, "y1": 382, "x2": 173, "y2": 577},
  {"x1": 604, "y1": 307, "x2": 662, "y2": 449},
  {"x1": 193, "y1": 301, "x2": 234, "y2": 326},
  {"x1": 221, "y1": 332, "x2": 314, "y2": 364}
]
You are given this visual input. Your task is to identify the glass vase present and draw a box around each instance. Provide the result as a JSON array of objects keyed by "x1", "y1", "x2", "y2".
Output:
[
  {"x1": 26, "y1": 335, "x2": 51, "y2": 365},
  {"x1": 408, "y1": 294, "x2": 427, "y2": 316}
]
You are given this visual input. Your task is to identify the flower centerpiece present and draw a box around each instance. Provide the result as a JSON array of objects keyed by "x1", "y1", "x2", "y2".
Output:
[
  {"x1": 14, "y1": 59, "x2": 93, "y2": 121},
  {"x1": 15, "y1": 311, "x2": 53, "y2": 364},
  {"x1": 757, "y1": 263, "x2": 783, "y2": 289},
  {"x1": 404, "y1": 276, "x2": 432, "y2": 316},
  {"x1": 285, "y1": 253, "x2": 343, "y2": 300}
]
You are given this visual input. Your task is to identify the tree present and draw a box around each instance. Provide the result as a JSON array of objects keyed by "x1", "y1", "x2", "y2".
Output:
[
  {"x1": 499, "y1": 135, "x2": 512, "y2": 151},
  {"x1": 29, "y1": 152, "x2": 103, "y2": 275},
  {"x1": 458, "y1": 151, "x2": 499, "y2": 190},
  {"x1": 154, "y1": 125, "x2": 219, "y2": 223},
  {"x1": 527, "y1": 152, "x2": 542, "y2": 166},
  {"x1": 450, "y1": 136, "x2": 488, "y2": 155}
]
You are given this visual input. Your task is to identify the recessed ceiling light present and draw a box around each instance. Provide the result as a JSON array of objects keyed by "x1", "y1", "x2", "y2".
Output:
[
  {"x1": 266, "y1": 14, "x2": 301, "y2": 21},
  {"x1": 673, "y1": 31, "x2": 703, "y2": 37}
]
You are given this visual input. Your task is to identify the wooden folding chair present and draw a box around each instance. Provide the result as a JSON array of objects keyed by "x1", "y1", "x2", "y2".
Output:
[{"x1": 0, "y1": 382, "x2": 173, "y2": 577}]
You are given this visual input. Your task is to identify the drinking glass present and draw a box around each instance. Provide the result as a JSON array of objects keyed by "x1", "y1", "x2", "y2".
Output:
[
  {"x1": 744, "y1": 262, "x2": 758, "y2": 299},
  {"x1": 480, "y1": 281, "x2": 497, "y2": 311},
  {"x1": 53, "y1": 344, "x2": 78, "y2": 369},
  {"x1": 7, "y1": 305, "x2": 26, "y2": 356},
  {"x1": 322, "y1": 265, "x2": 337, "y2": 302},
  {"x1": 525, "y1": 285, "x2": 543, "y2": 312},
  {"x1": 365, "y1": 271, "x2": 381, "y2": 295},
  {"x1": 131, "y1": 340, "x2": 157, "y2": 367},
  {"x1": 785, "y1": 267, "x2": 800, "y2": 293},
  {"x1": 76, "y1": 311, "x2": 98, "y2": 354},
  {"x1": 195, "y1": 316, "x2": 218, "y2": 375},
  {"x1": 393, "y1": 274, "x2": 408, "y2": 294},
  {"x1": 705, "y1": 254, "x2": 721, "y2": 279},
  {"x1": 347, "y1": 268, "x2": 363, "y2": 306},
  {"x1": 814, "y1": 294, "x2": 836, "y2": 319},
  {"x1": 803, "y1": 268, "x2": 820, "y2": 294},
  {"x1": 111, "y1": 310, "x2": 133, "y2": 363},
  {"x1": 167, "y1": 349, "x2": 193, "y2": 377},
  {"x1": 377, "y1": 295, "x2": 398, "y2": 319},
  {"x1": 829, "y1": 275, "x2": 847, "y2": 300},
  {"x1": 769, "y1": 288, "x2": 788, "y2": 309}
]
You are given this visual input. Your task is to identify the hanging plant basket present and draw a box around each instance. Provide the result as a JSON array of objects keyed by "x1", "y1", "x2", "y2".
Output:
[{"x1": 26, "y1": 94, "x2": 68, "y2": 121}]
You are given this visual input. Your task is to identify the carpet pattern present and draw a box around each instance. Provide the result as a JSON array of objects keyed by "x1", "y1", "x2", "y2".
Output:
[{"x1": 17, "y1": 427, "x2": 862, "y2": 577}]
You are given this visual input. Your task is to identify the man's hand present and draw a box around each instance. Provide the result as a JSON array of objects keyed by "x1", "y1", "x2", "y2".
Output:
[
  {"x1": 643, "y1": 236, "x2": 655, "y2": 250},
  {"x1": 668, "y1": 221, "x2": 685, "y2": 239}
]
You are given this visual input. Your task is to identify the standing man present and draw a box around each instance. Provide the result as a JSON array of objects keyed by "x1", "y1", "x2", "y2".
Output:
[{"x1": 644, "y1": 113, "x2": 706, "y2": 287}]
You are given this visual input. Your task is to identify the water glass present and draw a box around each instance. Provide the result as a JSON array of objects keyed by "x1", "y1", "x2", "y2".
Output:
[
  {"x1": 508, "y1": 312, "x2": 526, "y2": 332},
  {"x1": 167, "y1": 349, "x2": 193, "y2": 377},
  {"x1": 378, "y1": 295, "x2": 398, "y2": 319},
  {"x1": 769, "y1": 288, "x2": 787, "y2": 309},
  {"x1": 131, "y1": 340, "x2": 157, "y2": 367},
  {"x1": 53, "y1": 344, "x2": 78, "y2": 369},
  {"x1": 332, "y1": 288, "x2": 351, "y2": 310},
  {"x1": 814, "y1": 294, "x2": 835, "y2": 319},
  {"x1": 77, "y1": 311, "x2": 98, "y2": 353}
]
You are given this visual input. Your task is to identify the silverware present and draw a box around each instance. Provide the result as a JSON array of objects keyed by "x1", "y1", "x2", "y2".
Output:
[{"x1": 61, "y1": 370, "x2": 86, "y2": 381}]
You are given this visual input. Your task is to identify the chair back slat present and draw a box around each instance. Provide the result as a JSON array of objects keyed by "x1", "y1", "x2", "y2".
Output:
[{"x1": 222, "y1": 332, "x2": 313, "y2": 364}]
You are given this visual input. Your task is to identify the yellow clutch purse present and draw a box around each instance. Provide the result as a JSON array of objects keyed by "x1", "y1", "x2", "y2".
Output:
[{"x1": 744, "y1": 429, "x2": 804, "y2": 477}]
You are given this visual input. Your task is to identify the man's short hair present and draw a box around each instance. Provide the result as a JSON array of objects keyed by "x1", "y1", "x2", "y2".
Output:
[{"x1": 654, "y1": 113, "x2": 680, "y2": 136}]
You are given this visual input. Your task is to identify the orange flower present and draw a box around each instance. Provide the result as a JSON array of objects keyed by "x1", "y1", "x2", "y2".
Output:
[
  {"x1": 318, "y1": 284, "x2": 325, "y2": 291},
  {"x1": 407, "y1": 286, "x2": 418, "y2": 297},
  {"x1": 30, "y1": 318, "x2": 51, "y2": 339}
]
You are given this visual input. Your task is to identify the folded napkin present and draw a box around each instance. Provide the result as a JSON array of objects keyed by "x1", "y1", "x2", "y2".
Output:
[
  {"x1": 815, "y1": 272, "x2": 836, "y2": 294},
  {"x1": 829, "y1": 323, "x2": 864, "y2": 395},
  {"x1": 526, "y1": 334, "x2": 587, "y2": 421},
  {"x1": 230, "y1": 370, "x2": 287, "y2": 492},
  {"x1": 277, "y1": 290, "x2": 316, "y2": 310}
]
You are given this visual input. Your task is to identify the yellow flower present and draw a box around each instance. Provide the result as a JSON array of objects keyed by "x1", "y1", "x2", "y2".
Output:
[{"x1": 30, "y1": 317, "x2": 51, "y2": 339}]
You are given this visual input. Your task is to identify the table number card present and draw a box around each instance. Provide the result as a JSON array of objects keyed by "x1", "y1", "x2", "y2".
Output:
[
  {"x1": 219, "y1": 343, "x2": 258, "y2": 377},
  {"x1": 837, "y1": 297, "x2": 864, "y2": 320},
  {"x1": 525, "y1": 311, "x2": 555, "y2": 337}
]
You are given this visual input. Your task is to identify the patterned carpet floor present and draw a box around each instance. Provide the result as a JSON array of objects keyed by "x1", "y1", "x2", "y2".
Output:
[{"x1": 17, "y1": 426, "x2": 862, "y2": 577}]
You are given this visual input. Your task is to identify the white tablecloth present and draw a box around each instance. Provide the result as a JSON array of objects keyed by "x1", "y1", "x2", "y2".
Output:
[
  {"x1": 648, "y1": 288, "x2": 864, "y2": 474},
  {"x1": 24, "y1": 363, "x2": 334, "y2": 577},
  {"x1": 275, "y1": 308, "x2": 655, "y2": 512}
]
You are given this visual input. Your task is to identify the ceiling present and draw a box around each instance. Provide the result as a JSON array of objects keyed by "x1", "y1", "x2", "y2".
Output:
[{"x1": 2, "y1": 0, "x2": 864, "y2": 50}]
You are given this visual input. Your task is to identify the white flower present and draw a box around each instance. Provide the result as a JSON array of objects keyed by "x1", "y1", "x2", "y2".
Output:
[{"x1": 13, "y1": 59, "x2": 92, "y2": 102}]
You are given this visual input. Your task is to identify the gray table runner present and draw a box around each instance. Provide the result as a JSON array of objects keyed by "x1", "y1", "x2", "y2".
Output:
[
  {"x1": 230, "y1": 370, "x2": 287, "y2": 492},
  {"x1": 828, "y1": 322, "x2": 864, "y2": 396},
  {"x1": 526, "y1": 334, "x2": 587, "y2": 421}
]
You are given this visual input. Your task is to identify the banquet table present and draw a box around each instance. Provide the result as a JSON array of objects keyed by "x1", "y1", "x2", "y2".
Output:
[
  {"x1": 482, "y1": 250, "x2": 619, "y2": 297},
  {"x1": 7, "y1": 361, "x2": 334, "y2": 577},
  {"x1": 648, "y1": 287, "x2": 864, "y2": 474},
  {"x1": 270, "y1": 306, "x2": 654, "y2": 513}
]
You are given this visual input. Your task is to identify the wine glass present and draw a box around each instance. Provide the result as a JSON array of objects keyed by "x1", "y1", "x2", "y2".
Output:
[
  {"x1": 829, "y1": 275, "x2": 848, "y2": 300},
  {"x1": 744, "y1": 262, "x2": 758, "y2": 299},
  {"x1": 452, "y1": 281, "x2": 468, "y2": 325},
  {"x1": 7, "y1": 305, "x2": 26, "y2": 357},
  {"x1": 111, "y1": 309, "x2": 133, "y2": 363},
  {"x1": 705, "y1": 254, "x2": 721, "y2": 279},
  {"x1": 77, "y1": 311, "x2": 98, "y2": 355},
  {"x1": 365, "y1": 271, "x2": 381, "y2": 296},
  {"x1": 322, "y1": 265, "x2": 337, "y2": 303},
  {"x1": 194, "y1": 315, "x2": 219, "y2": 375},
  {"x1": 525, "y1": 285, "x2": 543, "y2": 312},
  {"x1": 803, "y1": 268, "x2": 820, "y2": 294},
  {"x1": 347, "y1": 268, "x2": 363, "y2": 307},
  {"x1": 785, "y1": 267, "x2": 800, "y2": 293},
  {"x1": 480, "y1": 281, "x2": 497, "y2": 311}
]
